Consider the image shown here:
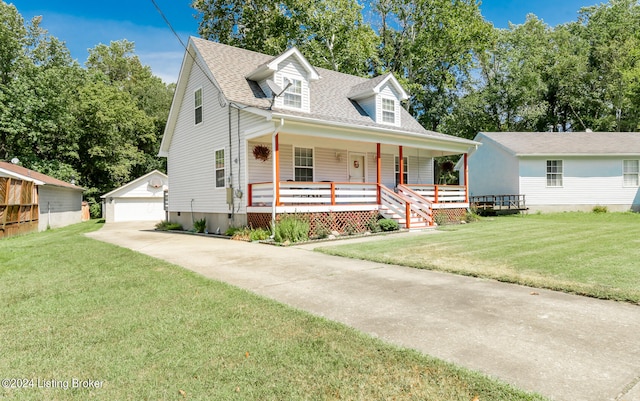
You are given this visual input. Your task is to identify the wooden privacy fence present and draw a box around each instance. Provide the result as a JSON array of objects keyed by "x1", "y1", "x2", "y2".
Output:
[{"x1": 0, "y1": 177, "x2": 39, "y2": 238}]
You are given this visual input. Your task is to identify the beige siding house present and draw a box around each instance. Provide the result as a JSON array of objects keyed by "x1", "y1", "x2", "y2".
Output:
[
  {"x1": 467, "y1": 132, "x2": 640, "y2": 212},
  {"x1": 0, "y1": 161, "x2": 84, "y2": 236},
  {"x1": 159, "y1": 38, "x2": 479, "y2": 233}
]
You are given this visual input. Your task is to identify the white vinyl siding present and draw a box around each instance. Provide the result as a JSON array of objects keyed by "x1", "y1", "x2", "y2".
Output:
[
  {"x1": 518, "y1": 157, "x2": 640, "y2": 209},
  {"x1": 167, "y1": 63, "x2": 231, "y2": 214},
  {"x1": 546, "y1": 160, "x2": 563, "y2": 187},
  {"x1": 468, "y1": 138, "x2": 520, "y2": 196},
  {"x1": 274, "y1": 58, "x2": 310, "y2": 112},
  {"x1": 623, "y1": 160, "x2": 639, "y2": 187},
  {"x1": 408, "y1": 155, "x2": 434, "y2": 185}
]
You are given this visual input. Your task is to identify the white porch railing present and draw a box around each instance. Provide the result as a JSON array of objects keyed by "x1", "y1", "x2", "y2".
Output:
[
  {"x1": 248, "y1": 181, "x2": 434, "y2": 228},
  {"x1": 248, "y1": 181, "x2": 378, "y2": 207},
  {"x1": 399, "y1": 184, "x2": 468, "y2": 207}
]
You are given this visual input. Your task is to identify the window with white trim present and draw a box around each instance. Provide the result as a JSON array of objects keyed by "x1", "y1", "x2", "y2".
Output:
[
  {"x1": 215, "y1": 149, "x2": 225, "y2": 188},
  {"x1": 546, "y1": 160, "x2": 563, "y2": 187},
  {"x1": 283, "y1": 78, "x2": 302, "y2": 109},
  {"x1": 194, "y1": 88, "x2": 203, "y2": 125},
  {"x1": 623, "y1": 160, "x2": 639, "y2": 187},
  {"x1": 382, "y1": 98, "x2": 396, "y2": 123},
  {"x1": 294, "y1": 147, "x2": 313, "y2": 182},
  {"x1": 395, "y1": 156, "x2": 408, "y2": 186}
]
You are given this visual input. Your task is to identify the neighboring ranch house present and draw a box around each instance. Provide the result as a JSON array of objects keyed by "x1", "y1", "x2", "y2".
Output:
[
  {"x1": 159, "y1": 38, "x2": 479, "y2": 233},
  {"x1": 0, "y1": 161, "x2": 84, "y2": 237},
  {"x1": 466, "y1": 132, "x2": 640, "y2": 212},
  {"x1": 101, "y1": 170, "x2": 168, "y2": 223}
]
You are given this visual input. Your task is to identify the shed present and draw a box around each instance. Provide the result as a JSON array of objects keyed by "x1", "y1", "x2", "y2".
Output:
[
  {"x1": 101, "y1": 170, "x2": 168, "y2": 223},
  {"x1": 465, "y1": 132, "x2": 640, "y2": 212},
  {"x1": 0, "y1": 161, "x2": 84, "y2": 237}
]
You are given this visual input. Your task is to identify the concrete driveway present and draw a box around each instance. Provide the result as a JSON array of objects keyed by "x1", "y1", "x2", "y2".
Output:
[{"x1": 86, "y1": 222, "x2": 640, "y2": 401}]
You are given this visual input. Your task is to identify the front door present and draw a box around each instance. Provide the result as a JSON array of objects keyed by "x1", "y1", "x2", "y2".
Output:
[{"x1": 349, "y1": 154, "x2": 365, "y2": 182}]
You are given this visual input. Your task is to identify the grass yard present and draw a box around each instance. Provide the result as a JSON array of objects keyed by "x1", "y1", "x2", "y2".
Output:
[
  {"x1": 318, "y1": 212, "x2": 640, "y2": 304},
  {"x1": 0, "y1": 221, "x2": 547, "y2": 401}
]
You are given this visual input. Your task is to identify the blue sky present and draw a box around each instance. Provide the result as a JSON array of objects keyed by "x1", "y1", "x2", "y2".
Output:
[{"x1": 9, "y1": 0, "x2": 599, "y2": 84}]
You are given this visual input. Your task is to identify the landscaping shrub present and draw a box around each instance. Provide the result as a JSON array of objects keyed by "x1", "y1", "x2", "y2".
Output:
[
  {"x1": 274, "y1": 214, "x2": 309, "y2": 243},
  {"x1": 311, "y1": 216, "x2": 331, "y2": 239},
  {"x1": 193, "y1": 218, "x2": 207, "y2": 233},
  {"x1": 378, "y1": 218, "x2": 399, "y2": 232},
  {"x1": 231, "y1": 227, "x2": 251, "y2": 241},
  {"x1": 434, "y1": 212, "x2": 448, "y2": 226},
  {"x1": 249, "y1": 227, "x2": 271, "y2": 241},
  {"x1": 225, "y1": 226, "x2": 243, "y2": 236},
  {"x1": 344, "y1": 221, "x2": 359, "y2": 235},
  {"x1": 366, "y1": 216, "x2": 382, "y2": 233},
  {"x1": 155, "y1": 221, "x2": 183, "y2": 231},
  {"x1": 89, "y1": 202, "x2": 102, "y2": 219},
  {"x1": 592, "y1": 205, "x2": 608, "y2": 214},
  {"x1": 465, "y1": 210, "x2": 481, "y2": 223}
]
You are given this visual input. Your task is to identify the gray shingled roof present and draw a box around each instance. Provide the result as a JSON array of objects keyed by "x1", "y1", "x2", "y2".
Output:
[
  {"x1": 479, "y1": 131, "x2": 640, "y2": 155},
  {"x1": 191, "y1": 37, "x2": 460, "y2": 141}
]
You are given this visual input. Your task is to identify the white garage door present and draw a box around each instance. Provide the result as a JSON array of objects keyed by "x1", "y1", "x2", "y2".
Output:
[{"x1": 113, "y1": 198, "x2": 165, "y2": 222}]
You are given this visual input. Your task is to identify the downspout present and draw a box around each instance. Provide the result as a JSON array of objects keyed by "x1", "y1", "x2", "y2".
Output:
[
  {"x1": 228, "y1": 106, "x2": 234, "y2": 224},
  {"x1": 271, "y1": 118, "x2": 285, "y2": 235}
]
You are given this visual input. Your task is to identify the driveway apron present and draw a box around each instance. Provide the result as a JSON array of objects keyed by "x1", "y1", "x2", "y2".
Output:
[{"x1": 86, "y1": 222, "x2": 640, "y2": 401}]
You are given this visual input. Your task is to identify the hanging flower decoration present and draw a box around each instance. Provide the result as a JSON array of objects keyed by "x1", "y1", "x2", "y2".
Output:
[{"x1": 252, "y1": 144, "x2": 271, "y2": 161}]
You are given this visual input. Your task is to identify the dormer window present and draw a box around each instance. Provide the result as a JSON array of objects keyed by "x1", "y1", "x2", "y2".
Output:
[
  {"x1": 284, "y1": 78, "x2": 302, "y2": 109},
  {"x1": 382, "y1": 98, "x2": 396, "y2": 123}
]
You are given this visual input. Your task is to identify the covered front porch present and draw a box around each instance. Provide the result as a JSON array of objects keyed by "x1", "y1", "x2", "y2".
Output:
[
  {"x1": 243, "y1": 116, "x2": 475, "y2": 232},
  {"x1": 247, "y1": 180, "x2": 468, "y2": 231}
]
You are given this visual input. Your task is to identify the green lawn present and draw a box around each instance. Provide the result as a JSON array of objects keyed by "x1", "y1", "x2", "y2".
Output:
[
  {"x1": 0, "y1": 221, "x2": 546, "y2": 401},
  {"x1": 318, "y1": 212, "x2": 640, "y2": 304}
]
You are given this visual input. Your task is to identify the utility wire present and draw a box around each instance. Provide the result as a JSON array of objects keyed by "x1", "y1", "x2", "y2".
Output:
[{"x1": 150, "y1": 0, "x2": 227, "y2": 107}]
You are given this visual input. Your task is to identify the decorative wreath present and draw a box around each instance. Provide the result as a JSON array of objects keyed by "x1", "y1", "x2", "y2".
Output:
[{"x1": 252, "y1": 144, "x2": 271, "y2": 161}]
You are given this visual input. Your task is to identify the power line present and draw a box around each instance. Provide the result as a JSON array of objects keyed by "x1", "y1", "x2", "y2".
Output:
[{"x1": 150, "y1": 0, "x2": 227, "y2": 107}]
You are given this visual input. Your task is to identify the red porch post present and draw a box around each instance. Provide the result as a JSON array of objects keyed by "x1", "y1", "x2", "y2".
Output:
[
  {"x1": 464, "y1": 152, "x2": 469, "y2": 203},
  {"x1": 275, "y1": 134, "x2": 281, "y2": 206},
  {"x1": 247, "y1": 184, "x2": 253, "y2": 207},
  {"x1": 376, "y1": 143, "x2": 381, "y2": 204},
  {"x1": 399, "y1": 146, "x2": 404, "y2": 185}
]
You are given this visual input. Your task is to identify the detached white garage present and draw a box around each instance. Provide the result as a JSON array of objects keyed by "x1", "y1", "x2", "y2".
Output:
[{"x1": 101, "y1": 170, "x2": 168, "y2": 223}]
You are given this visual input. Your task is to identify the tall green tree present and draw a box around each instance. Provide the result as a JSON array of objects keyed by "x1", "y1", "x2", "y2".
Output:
[
  {"x1": 193, "y1": 0, "x2": 378, "y2": 76},
  {"x1": 370, "y1": 0, "x2": 493, "y2": 131},
  {"x1": 85, "y1": 40, "x2": 173, "y2": 179}
]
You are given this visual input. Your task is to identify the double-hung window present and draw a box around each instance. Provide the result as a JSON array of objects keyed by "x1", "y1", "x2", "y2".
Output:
[
  {"x1": 283, "y1": 78, "x2": 302, "y2": 109},
  {"x1": 194, "y1": 88, "x2": 203, "y2": 125},
  {"x1": 294, "y1": 147, "x2": 313, "y2": 182},
  {"x1": 546, "y1": 160, "x2": 563, "y2": 187},
  {"x1": 623, "y1": 160, "x2": 639, "y2": 187},
  {"x1": 382, "y1": 98, "x2": 396, "y2": 123},
  {"x1": 395, "y1": 156, "x2": 408, "y2": 186},
  {"x1": 215, "y1": 149, "x2": 225, "y2": 188}
]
